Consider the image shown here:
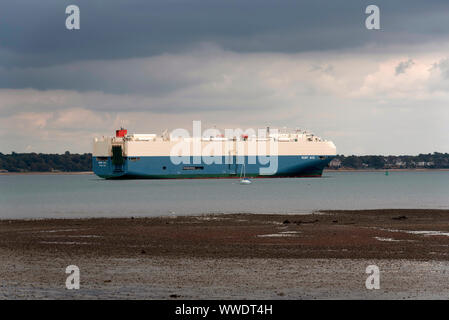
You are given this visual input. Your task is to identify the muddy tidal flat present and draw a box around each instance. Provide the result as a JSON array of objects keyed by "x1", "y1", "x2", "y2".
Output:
[{"x1": 1, "y1": 209, "x2": 449, "y2": 299}]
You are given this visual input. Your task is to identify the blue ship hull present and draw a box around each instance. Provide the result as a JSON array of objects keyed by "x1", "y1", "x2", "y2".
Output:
[{"x1": 93, "y1": 155, "x2": 334, "y2": 179}]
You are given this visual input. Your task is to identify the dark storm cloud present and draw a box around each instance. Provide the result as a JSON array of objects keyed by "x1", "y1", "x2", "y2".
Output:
[
  {"x1": 395, "y1": 59, "x2": 414, "y2": 75},
  {"x1": 1, "y1": 0, "x2": 449, "y2": 92},
  {"x1": 0, "y1": 57, "x2": 195, "y2": 94},
  {"x1": 1, "y1": 0, "x2": 448, "y2": 66}
]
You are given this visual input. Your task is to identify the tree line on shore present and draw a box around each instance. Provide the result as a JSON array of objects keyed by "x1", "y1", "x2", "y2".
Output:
[
  {"x1": 0, "y1": 152, "x2": 448, "y2": 172},
  {"x1": 0, "y1": 152, "x2": 91, "y2": 172},
  {"x1": 331, "y1": 153, "x2": 449, "y2": 169}
]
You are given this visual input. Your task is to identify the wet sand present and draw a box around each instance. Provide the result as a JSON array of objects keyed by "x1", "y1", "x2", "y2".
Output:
[{"x1": 1, "y1": 209, "x2": 449, "y2": 299}]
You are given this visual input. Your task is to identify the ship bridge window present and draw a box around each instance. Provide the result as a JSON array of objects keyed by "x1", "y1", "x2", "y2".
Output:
[
  {"x1": 129, "y1": 157, "x2": 140, "y2": 161},
  {"x1": 97, "y1": 157, "x2": 108, "y2": 161},
  {"x1": 183, "y1": 166, "x2": 204, "y2": 170},
  {"x1": 319, "y1": 156, "x2": 326, "y2": 160}
]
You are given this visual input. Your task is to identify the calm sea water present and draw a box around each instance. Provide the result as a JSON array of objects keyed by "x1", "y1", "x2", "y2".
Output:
[{"x1": 1, "y1": 171, "x2": 448, "y2": 219}]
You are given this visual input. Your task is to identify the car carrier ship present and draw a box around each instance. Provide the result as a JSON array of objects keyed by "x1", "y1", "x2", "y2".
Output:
[{"x1": 92, "y1": 127, "x2": 336, "y2": 179}]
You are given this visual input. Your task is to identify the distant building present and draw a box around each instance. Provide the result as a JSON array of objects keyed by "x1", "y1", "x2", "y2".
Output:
[
  {"x1": 329, "y1": 159, "x2": 341, "y2": 168},
  {"x1": 416, "y1": 161, "x2": 434, "y2": 167},
  {"x1": 395, "y1": 161, "x2": 406, "y2": 167}
]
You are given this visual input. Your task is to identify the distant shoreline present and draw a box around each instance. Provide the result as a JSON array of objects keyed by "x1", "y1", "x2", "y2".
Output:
[
  {"x1": 324, "y1": 168, "x2": 449, "y2": 172},
  {"x1": 1, "y1": 169, "x2": 449, "y2": 176},
  {"x1": 0, "y1": 171, "x2": 93, "y2": 176}
]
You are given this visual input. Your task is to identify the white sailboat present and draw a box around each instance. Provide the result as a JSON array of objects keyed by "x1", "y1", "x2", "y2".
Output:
[{"x1": 240, "y1": 163, "x2": 252, "y2": 185}]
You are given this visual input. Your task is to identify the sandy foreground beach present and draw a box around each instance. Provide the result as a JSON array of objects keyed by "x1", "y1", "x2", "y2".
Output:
[{"x1": 1, "y1": 209, "x2": 449, "y2": 299}]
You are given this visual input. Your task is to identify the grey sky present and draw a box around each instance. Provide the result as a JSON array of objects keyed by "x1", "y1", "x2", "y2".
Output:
[
  {"x1": 1, "y1": 1, "x2": 448, "y2": 64},
  {"x1": 0, "y1": 0, "x2": 449, "y2": 154}
]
